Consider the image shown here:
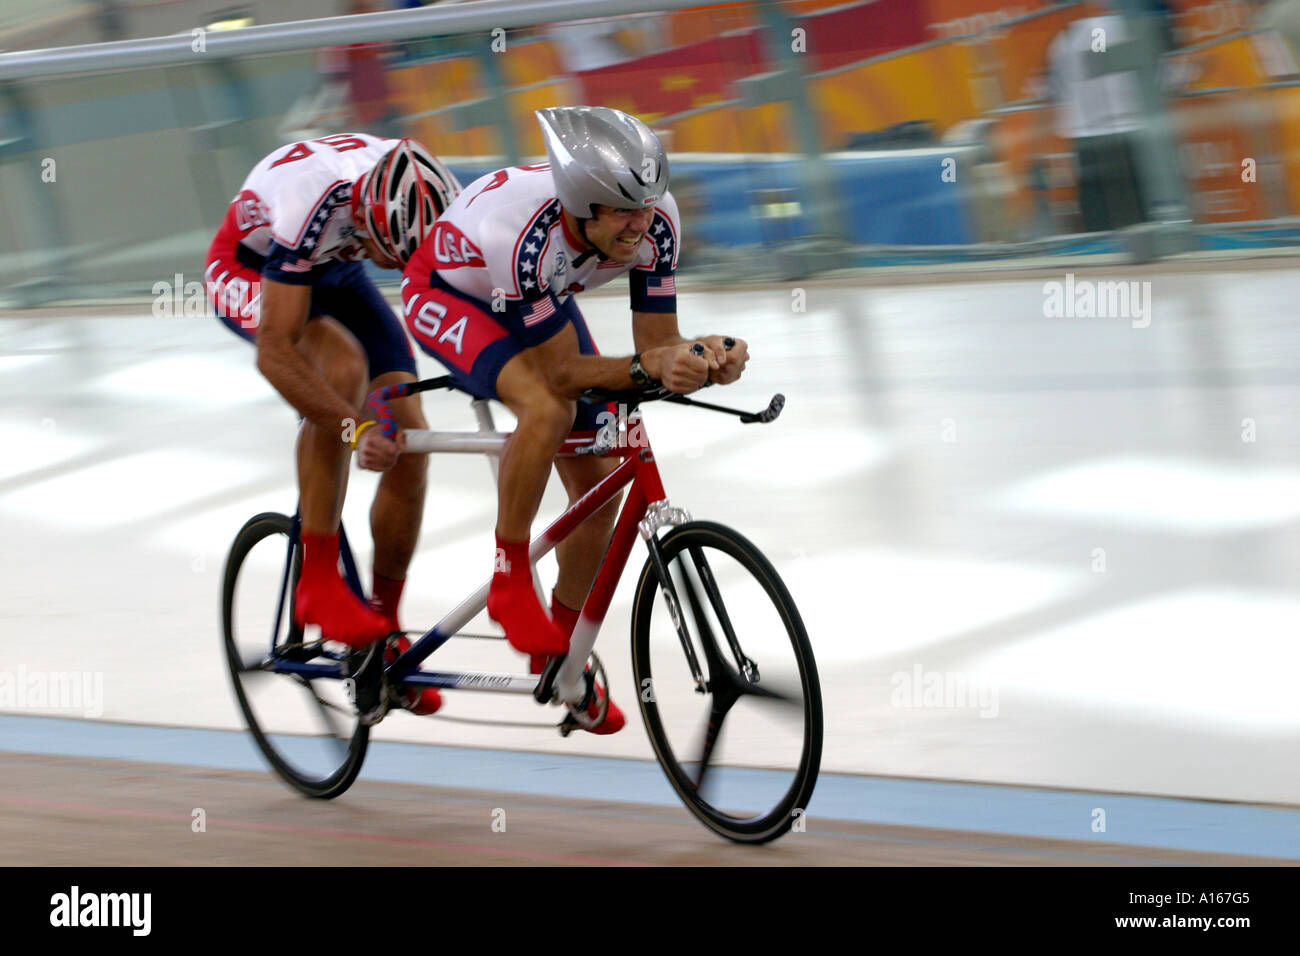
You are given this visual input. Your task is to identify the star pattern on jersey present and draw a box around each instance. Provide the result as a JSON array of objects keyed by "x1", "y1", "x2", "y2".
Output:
[
  {"x1": 299, "y1": 183, "x2": 353, "y2": 256},
  {"x1": 515, "y1": 200, "x2": 561, "y2": 297},
  {"x1": 645, "y1": 211, "x2": 676, "y2": 271}
]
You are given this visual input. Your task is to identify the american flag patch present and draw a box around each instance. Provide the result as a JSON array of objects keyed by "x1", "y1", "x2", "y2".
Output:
[
  {"x1": 523, "y1": 297, "x2": 556, "y2": 326},
  {"x1": 278, "y1": 258, "x2": 314, "y2": 273},
  {"x1": 646, "y1": 276, "x2": 676, "y2": 297}
]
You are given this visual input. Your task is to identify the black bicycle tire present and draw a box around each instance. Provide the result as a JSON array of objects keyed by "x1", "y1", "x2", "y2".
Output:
[
  {"x1": 221, "y1": 511, "x2": 369, "y2": 799},
  {"x1": 631, "y1": 521, "x2": 823, "y2": 844}
]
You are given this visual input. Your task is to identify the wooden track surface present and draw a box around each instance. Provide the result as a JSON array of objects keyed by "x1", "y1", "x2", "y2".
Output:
[{"x1": 0, "y1": 752, "x2": 1289, "y2": 866}]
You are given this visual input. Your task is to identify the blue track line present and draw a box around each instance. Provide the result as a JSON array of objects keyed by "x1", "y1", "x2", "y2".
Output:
[{"x1": 1, "y1": 715, "x2": 1296, "y2": 859}]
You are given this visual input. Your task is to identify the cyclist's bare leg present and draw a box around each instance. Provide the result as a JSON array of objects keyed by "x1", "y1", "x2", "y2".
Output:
[
  {"x1": 494, "y1": 339, "x2": 627, "y2": 729},
  {"x1": 489, "y1": 349, "x2": 575, "y2": 656},
  {"x1": 552, "y1": 450, "x2": 627, "y2": 733},
  {"x1": 287, "y1": 317, "x2": 390, "y2": 647},
  {"x1": 294, "y1": 317, "x2": 366, "y2": 536},
  {"x1": 494, "y1": 351, "x2": 574, "y2": 541},
  {"x1": 368, "y1": 369, "x2": 428, "y2": 587},
  {"x1": 552, "y1": 454, "x2": 621, "y2": 610},
  {"x1": 367, "y1": 369, "x2": 441, "y2": 712}
]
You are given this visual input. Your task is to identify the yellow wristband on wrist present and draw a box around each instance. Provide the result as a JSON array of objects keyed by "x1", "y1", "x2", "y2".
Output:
[{"x1": 351, "y1": 419, "x2": 379, "y2": 450}]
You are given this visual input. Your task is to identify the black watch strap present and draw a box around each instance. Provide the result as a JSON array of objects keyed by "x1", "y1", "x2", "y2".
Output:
[{"x1": 629, "y1": 353, "x2": 650, "y2": 386}]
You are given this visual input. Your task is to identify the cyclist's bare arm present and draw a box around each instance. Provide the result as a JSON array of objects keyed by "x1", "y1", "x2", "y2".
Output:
[
  {"x1": 632, "y1": 310, "x2": 692, "y2": 353},
  {"x1": 633, "y1": 311, "x2": 749, "y2": 386},
  {"x1": 528, "y1": 311, "x2": 749, "y2": 396},
  {"x1": 255, "y1": 279, "x2": 362, "y2": 431},
  {"x1": 526, "y1": 313, "x2": 709, "y2": 397}
]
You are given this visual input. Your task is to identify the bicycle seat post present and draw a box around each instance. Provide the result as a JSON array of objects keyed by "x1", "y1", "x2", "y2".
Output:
[{"x1": 471, "y1": 398, "x2": 500, "y2": 484}]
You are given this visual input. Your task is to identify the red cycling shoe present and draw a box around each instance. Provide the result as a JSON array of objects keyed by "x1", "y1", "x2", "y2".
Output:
[
  {"x1": 487, "y1": 538, "x2": 570, "y2": 657},
  {"x1": 534, "y1": 594, "x2": 622, "y2": 733},
  {"x1": 536, "y1": 657, "x2": 626, "y2": 735},
  {"x1": 581, "y1": 680, "x2": 625, "y2": 735},
  {"x1": 293, "y1": 573, "x2": 390, "y2": 650}
]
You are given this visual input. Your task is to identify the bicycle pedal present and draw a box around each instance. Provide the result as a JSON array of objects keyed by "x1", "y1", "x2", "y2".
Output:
[
  {"x1": 343, "y1": 643, "x2": 388, "y2": 726},
  {"x1": 276, "y1": 639, "x2": 327, "y2": 665},
  {"x1": 534, "y1": 653, "x2": 567, "y2": 705},
  {"x1": 558, "y1": 669, "x2": 605, "y2": 734},
  {"x1": 557, "y1": 712, "x2": 581, "y2": 737}
]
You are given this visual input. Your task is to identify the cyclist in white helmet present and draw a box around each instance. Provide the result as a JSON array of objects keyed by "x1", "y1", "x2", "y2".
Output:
[
  {"x1": 400, "y1": 107, "x2": 749, "y2": 733},
  {"x1": 206, "y1": 134, "x2": 460, "y2": 716}
]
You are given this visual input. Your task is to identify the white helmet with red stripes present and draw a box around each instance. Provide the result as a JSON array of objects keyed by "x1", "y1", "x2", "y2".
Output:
[{"x1": 356, "y1": 138, "x2": 460, "y2": 264}]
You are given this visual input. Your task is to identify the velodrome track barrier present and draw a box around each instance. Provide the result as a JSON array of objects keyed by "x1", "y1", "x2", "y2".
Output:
[{"x1": 5, "y1": 1, "x2": 1300, "y2": 305}]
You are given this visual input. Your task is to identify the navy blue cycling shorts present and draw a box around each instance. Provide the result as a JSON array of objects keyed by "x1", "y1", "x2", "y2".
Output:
[
  {"x1": 206, "y1": 245, "x2": 417, "y2": 381},
  {"x1": 399, "y1": 270, "x2": 608, "y2": 432}
]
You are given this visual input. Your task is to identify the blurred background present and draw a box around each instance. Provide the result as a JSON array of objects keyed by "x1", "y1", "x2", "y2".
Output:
[
  {"x1": 6, "y1": 0, "x2": 1300, "y2": 302},
  {"x1": 4, "y1": 0, "x2": 1300, "y2": 832}
]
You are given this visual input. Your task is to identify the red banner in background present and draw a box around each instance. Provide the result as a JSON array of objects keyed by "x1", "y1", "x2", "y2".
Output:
[
  {"x1": 575, "y1": 0, "x2": 935, "y2": 119},
  {"x1": 801, "y1": 0, "x2": 928, "y2": 72},
  {"x1": 574, "y1": 30, "x2": 766, "y2": 119}
]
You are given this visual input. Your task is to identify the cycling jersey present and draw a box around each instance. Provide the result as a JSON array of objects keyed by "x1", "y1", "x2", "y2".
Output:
[
  {"x1": 211, "y1": 132, "x2": 397, "y2": 284},
  {"x1": 406, "y1": 162, "x2": 680, "y2": 334},
  {"x1": 400, "y1": 162, "x2": 680, "y2": 430},
  {"x1": 205, "y1": 133, "x2": 416, "y2": 379}
]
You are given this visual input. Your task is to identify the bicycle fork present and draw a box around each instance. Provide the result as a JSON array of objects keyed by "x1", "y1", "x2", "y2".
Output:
[
  {"x1": 641, "y1": 524, "x2": 708, "y2": 694},
  {"x1": 639, "y1": 503, "x2": 760, "y2": 694}
]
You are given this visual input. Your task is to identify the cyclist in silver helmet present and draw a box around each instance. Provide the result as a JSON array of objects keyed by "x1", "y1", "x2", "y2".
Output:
[
  {"x1": 400, "y1": 106, "x2": 749, "y2": 733},
  {"x1": 539, "y1": 104, "x2": 670, "y2": 249}
]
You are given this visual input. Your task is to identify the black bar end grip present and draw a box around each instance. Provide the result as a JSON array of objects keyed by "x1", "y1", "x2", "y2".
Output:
[
  {"x1": 690, "y1": 342, "x2": 705, "y2": 356},
  {"x1": 406, "y1": 375, "x2": 458, "y2": 395},
  {"x1": 723, "y1": 336, "x2": 735, "y2": 350},
  {"x1": 740, "y1": 393, "x2": 784, "y2": 424}
]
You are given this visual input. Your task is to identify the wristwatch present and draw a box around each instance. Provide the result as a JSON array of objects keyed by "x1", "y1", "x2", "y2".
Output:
[{"x1": 629, "y1": 353, "x2": 650, "y2": 386}]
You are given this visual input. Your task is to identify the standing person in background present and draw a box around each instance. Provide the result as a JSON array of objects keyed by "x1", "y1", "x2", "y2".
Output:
[
  {"x1": 319, "y1": 0, "x2": 405, "y2": 140},
  {"x1": 94, "y1": 0, "x2": 126, "y2": 41},
  {"x1": 1044, "y1": 6, "x2": 1152, "y2": 232},
  {"x1": 1259, "y1": 0, "x2": 1300, "y2": 62},
  {"x1": 547, "y1": 16, "x2": 659, "y2": 73}
]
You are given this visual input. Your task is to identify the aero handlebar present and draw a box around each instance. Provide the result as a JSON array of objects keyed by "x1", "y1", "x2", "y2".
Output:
[{"x1": 365, "y1": 337, "x2": 782, "y2": 439}]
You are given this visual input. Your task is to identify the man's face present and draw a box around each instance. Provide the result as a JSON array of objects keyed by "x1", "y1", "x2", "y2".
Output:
[
  {"x1": 352, "y1": 207, "x2": 400, "y2": 269},
  {"x1": 583, "y1": 203, "x2": 656, "y2": 264}
]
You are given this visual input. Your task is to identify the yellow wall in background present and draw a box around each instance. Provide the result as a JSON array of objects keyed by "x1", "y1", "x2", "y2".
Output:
[
  {"x1": 810, "y1": 42, "x2": 982, "y2": 148},
  {"x1": 390, "y1": 27, "x2": 994, "y2": 158}
]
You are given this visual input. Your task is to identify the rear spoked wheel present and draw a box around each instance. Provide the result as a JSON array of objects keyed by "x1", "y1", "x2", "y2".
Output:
[
  {"x1": 221, "y1": 511, "x2": 369, "y2": 799},
  {"x1": 632, "y1": 521, "x2": 822, "y2": 843}
]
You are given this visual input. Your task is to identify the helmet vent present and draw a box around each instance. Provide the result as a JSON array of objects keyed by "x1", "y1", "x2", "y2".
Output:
[{"x1": 389, "y1": 152, "x2": 410, "y2": 197}]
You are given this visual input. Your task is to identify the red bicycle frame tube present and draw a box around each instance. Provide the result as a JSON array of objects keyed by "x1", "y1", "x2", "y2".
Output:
[
  {"x1": 533, "y1": 442, "x2": 667, "y2": 628},
  {"x1": 391, "y1": 417, "x2": 672, "y2": 674},
  {"x1": 533, "y1": 457, "x2": 660, "y2": 632}
]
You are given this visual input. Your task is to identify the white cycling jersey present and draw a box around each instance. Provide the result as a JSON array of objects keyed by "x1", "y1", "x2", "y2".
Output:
[
  {"x1": 222, "y1": 133, "x2": 396, "y2": 281},
  {"x1": 407, "y1": 162, "x2": 680, "y2": 320}
]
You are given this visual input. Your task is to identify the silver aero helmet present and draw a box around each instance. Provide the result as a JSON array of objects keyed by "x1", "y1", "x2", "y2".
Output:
[
  {"x1": 536, "y1": 106, "x2": 669, "y2": 219},
  {"x1": 357, "y1": 138, "x2": 461, "y2": 264}
]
